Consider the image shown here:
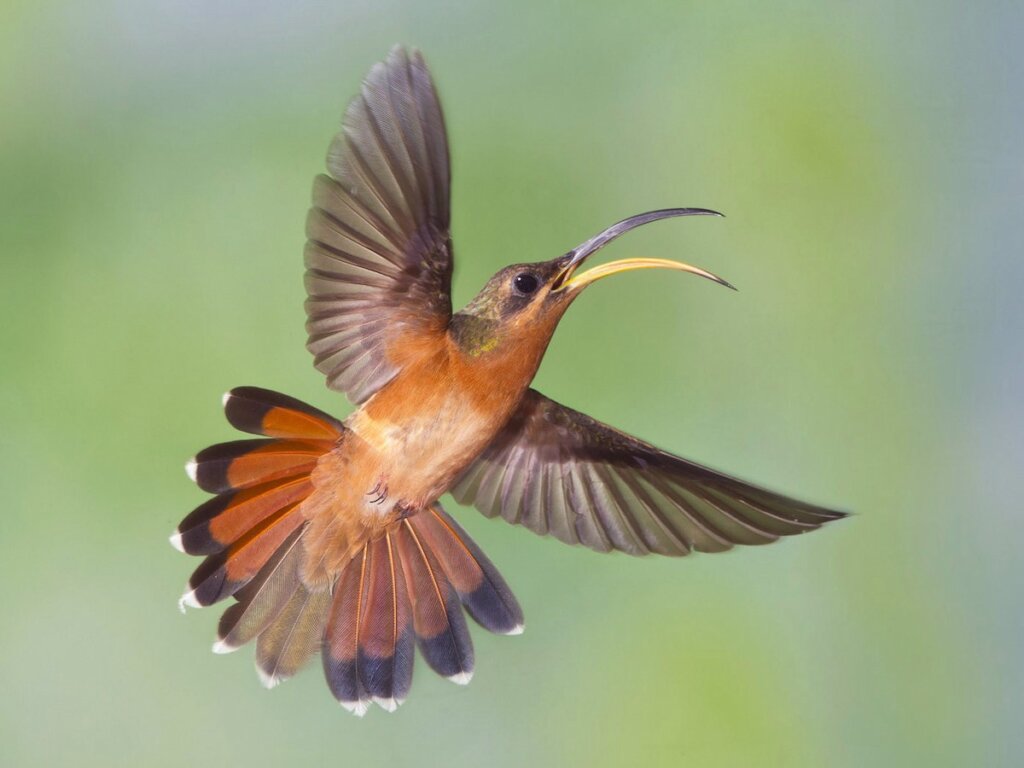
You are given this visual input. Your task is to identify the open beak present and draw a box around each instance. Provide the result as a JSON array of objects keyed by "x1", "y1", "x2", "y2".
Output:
[{"x1": 552, "y1": 208, "x2": 735, "y2": 292}]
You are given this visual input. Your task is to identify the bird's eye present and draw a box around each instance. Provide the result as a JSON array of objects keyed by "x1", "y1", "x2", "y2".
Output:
[{"x1": 513, "y1": 273, "x2": 539, "y2": 295}]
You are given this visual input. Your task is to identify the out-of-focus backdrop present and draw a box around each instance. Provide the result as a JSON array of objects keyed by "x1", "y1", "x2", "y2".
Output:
[{"x1": 2, "y1": 2, "x2": 1020, "y2": 766}]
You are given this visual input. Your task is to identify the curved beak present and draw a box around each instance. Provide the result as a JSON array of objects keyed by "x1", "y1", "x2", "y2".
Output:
[{"x1": 552, "y1": 208, "x2": 735, "y2": 292}]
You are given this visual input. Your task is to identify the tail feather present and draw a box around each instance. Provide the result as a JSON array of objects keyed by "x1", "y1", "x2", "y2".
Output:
[
  {"x1": 215, "y1": 528, "x2": 305, "y2": 653},
  {"x1": 175, "y1": 477, "x2": 313, "y2": 556},
  {"x1": 255, "y1": 585, "x2": 331, "y2": 688},
  {"x1": 396, "y1": 519, "x2": 474, "y2": 683},
  {"x1": 223, "y1": 386, "x2": 345, "y2": 440},
  {"x1": 191, "y1": 438, "x2": 329, "y2": 494},
  {"x1": 357, "y1": 534, "x2": 415, "y2": 711},
  {"x1": 412, "y1": 505, "x2": 524, "y2": 635},
  {"x1": 180, "y1": 502, "x2": 304, "y2": 609},
  {"x1": 323, "y1": 544, "x2": 371, "y2": 714}
]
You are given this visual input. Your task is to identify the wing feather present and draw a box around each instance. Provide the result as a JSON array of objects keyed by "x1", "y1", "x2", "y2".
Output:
[
  {"x1": 452, "y1": 389, "x2": 847, "y2": 557},
  {"x1": 306, "y1": 46, "x2": 453, "y2": 405}
]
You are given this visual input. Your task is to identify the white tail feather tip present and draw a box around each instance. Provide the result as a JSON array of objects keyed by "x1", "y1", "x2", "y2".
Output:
[
  {"x1": 212, "y1": 639, "x2": 237, "y2": 655},
  {"x1": 256, "y1": 666, "x2": 281, "y2": 689},
  {"x1": 506, "y1": 623, "x2": 525, "y2": 636},
  {"x1": 447, "y1": 670, "x2": 473, "y2": 685},
  {"x1": 340, "y1": 699, "x2": 370, "y2": 717},
  {"x1": 168, "y1": 531, "x2": 185, "y2": 553},
  {"x1": 184, "y1": 458, "x2": 197, "y2": 482},
  {"x1": 178, "y1": 589, "x2": 200, "y2": 614},
  {"x1": 374, "y1": 697, "x2": 398, "y2": 713},
  {"x1": 222, "y1": 391, "x2": 232, "y2": 408}
]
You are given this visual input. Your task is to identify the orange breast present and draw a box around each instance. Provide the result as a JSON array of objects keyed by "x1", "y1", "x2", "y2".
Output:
[
  {"x1": 299, "y1": 333, "x2": 537, "y2": 581},
  {"x1": 355, "y1": 335, "x2": 534, "y2": 503}
]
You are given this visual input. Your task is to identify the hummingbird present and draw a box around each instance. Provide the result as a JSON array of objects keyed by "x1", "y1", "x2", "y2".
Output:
[{"x1": 171, "y1": 46, "x2": 845, "y2": 716}]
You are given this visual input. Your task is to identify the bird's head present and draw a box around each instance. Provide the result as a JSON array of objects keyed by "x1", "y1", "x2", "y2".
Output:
[{"x1": 449, "y1": 208, "x2": 734, "y2": 363}]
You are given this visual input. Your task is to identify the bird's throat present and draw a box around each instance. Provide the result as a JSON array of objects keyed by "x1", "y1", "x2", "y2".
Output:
[{"x1": 448, "y1": 313, "x2": 501, "y2": 357}]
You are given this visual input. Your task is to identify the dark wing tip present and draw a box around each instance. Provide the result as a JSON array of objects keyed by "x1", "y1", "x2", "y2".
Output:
[{"x1": 822, "y1": 507, "x2": 853, "y2": 520}]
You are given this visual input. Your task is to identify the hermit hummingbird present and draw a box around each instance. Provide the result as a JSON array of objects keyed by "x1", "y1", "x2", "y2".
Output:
[{"x1": 171, "y1": 46, "x2": 845, "y2": 716}]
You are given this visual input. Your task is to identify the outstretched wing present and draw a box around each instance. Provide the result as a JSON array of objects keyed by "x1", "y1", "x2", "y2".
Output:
[
  {"x1": 452, "y1": 390, "x2": 847, "y2": 556},
  {"x1": 305, "y1": 46, "x2": 453, "y2": 404}
]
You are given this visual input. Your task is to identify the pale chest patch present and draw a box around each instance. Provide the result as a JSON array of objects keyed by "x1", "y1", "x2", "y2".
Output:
[{"x1": 347, "y1": 393, "x2": 497, "y2": 505}]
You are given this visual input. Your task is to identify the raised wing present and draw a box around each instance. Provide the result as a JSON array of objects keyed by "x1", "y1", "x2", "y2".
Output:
[
  {"x1": 305, "y1": 46, "x2": 453, "y2": 404},
  {"x1": 452, "y1": 390, "x2": 847, "y2": 556}
]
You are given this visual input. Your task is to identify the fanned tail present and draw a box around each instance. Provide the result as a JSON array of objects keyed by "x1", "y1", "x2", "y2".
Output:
[
  {"x1": 172, "y1": 385, "x2": 343, "y2": 620},
  {"x1": 174, "y1": 388, "x2": 524, "y2": 715},
  {"x1": 321, "y1": 503, "x2": 522, "y2": 715}
]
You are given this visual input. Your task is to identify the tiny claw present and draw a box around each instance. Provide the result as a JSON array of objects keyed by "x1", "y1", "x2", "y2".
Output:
[{"x1": 366, "y1": 476, "x2": 389, "y2": 505}]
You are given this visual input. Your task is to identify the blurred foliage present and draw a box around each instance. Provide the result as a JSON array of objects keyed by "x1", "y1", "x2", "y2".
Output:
[{"x1": 1, "y1": 1, "x2": 1021, "y2": 766}]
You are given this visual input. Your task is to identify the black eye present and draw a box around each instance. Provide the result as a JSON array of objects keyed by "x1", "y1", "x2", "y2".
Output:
[{"x1": 513, "y1": 273, "x2": 539, "y2": 295}]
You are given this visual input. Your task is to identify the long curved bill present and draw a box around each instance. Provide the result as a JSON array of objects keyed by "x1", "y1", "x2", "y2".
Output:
[
  {"x1": 553, "y1": 208, "x2": 735, "y2": 292},
  {"x1": 565, "y1": 256, "x2": 735, "y2": 291}
]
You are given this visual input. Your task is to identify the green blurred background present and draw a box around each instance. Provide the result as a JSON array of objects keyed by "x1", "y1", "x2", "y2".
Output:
[{"x1": 2, "y1": 1, "x2": 1020, "y2": 765}]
